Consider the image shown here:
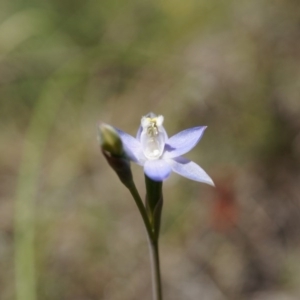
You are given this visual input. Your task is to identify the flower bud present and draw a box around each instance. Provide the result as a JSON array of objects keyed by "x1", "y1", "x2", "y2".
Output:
[
  {"x1": 98, "y1": 123, "x2": 133, "y2": 187},
  {"x1": 98, "y1": 123, "x2": 123, "y2": 156}
]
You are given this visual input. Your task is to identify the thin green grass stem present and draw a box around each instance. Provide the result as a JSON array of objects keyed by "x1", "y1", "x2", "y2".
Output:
[{"x1": 14, "y1": 55, "x2": 86, "y2": 300}]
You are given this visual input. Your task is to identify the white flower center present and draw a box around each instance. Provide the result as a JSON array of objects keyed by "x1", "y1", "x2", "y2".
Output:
[{"x1": 140, "y1": 115, "x2": 165, "y2": 160}]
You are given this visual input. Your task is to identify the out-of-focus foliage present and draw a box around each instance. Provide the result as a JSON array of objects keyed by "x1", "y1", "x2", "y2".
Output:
[{"x1": 1, "y1": 0, "x2": 300, "y2": 299}]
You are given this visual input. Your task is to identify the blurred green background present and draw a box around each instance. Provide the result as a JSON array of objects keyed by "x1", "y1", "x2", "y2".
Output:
[{"x1": 1, "y1": 0, "x2": 300, "y2": 299}]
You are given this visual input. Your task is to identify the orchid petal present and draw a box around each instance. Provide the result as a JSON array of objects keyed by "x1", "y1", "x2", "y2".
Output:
[
  {"x1": 144, "y1": 160, "x2": 172, "y2": 182},
  {"x1": 116, "y1": 129, "x2": 145, "y2": 164},
  {"x1": 136, "y1": 125, "x2": 143, "y2": 140},
  {"x1": 163, "y1": 126, "x2": 207, "y2": 159},
  {"x1": 169, "y1": 157, "x2": 214, "y2": 186}
]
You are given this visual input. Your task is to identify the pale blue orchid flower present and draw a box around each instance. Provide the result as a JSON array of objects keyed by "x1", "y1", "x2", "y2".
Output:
[{"x1": 117, "y1": 113, "x2": 214, "y2": 185}]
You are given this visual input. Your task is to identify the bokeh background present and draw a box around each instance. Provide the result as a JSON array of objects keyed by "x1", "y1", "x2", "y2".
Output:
[{"x1": 1, "y1": 0, "x2": 300, "y2": 299}]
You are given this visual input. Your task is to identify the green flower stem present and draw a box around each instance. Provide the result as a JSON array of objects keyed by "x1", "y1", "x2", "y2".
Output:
[
  {"x1": 144, "y1": 176, "x2": 163, "y2": 300},
  {"x1": 145, "y1": 176, "x2": 163, "y2": 240},
  {"x1": 145, "y1": 176, "x2": 163, "y2": 215},
  {"x1": 126, "y1": 181, "x2": 163, "y2": 300},
  {"x1": 127, "y1": 182, "x2": 155, "y2": 242},
  {"x1": 149, "y1": 239, "x2": 163, "y2": 300}
]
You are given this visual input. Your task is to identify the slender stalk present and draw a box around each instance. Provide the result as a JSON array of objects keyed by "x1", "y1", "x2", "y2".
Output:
[
  {"x1": 127, "y1": 182, "x2": 163, "y2": 300},
  {"x1": 127, "y1": 182, "x2": 155, "y2": 242},
  {"x1": 15, "y1": 81, "x2": 63, "y2": 300},
  {"x1": 14, "y1": 55, "x2": 86, "y2": 300},
  {"x1": 149, "y1": 240, "x2": 163, "y2": 300}
]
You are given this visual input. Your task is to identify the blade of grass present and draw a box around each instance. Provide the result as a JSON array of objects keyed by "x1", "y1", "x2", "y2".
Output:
[{"x1": 14, "y1": 56, "x2": 85, "y2": 300}]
